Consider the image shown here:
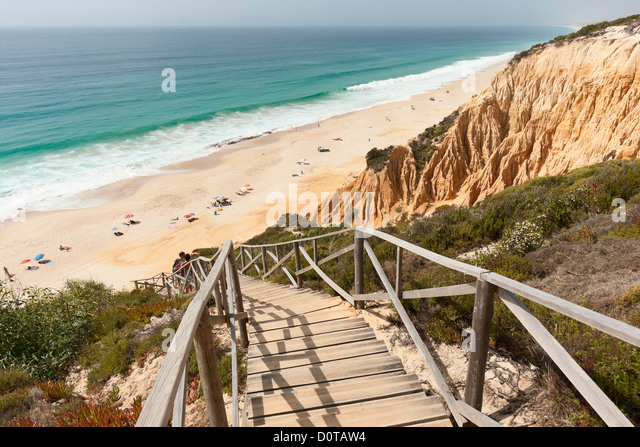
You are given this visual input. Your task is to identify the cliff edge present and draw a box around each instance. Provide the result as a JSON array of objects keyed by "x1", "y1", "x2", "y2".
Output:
[{"x1": 345, "y1": 19, "x2": 640, "y2": 225}]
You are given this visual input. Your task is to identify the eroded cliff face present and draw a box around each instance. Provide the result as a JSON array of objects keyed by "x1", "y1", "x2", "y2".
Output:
[{"x1": 345, "y1": 25, "x2": 640, "y2": 225}]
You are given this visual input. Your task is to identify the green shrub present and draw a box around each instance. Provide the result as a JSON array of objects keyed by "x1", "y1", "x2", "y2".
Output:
[
  {"x1": 0, "y1": 388, "x2": 31, "y2": 426},
  {"x1": 499, "y1": 220, "x2": 545, "y2": 256},
  {"x1": 365, "y1": 146, "x2": 395, "y2": 172},
  {"x1": 0, "y1": 368, "x2": 33, "y2": 395},
  {"x1": 86, "y1": 332, "x2": 134, "y2": 387}
]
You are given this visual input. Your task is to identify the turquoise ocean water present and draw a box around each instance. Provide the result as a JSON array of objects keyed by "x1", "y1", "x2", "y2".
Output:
[{"x1": 0, "y1": 26, "x2": 570, "y2": 223}]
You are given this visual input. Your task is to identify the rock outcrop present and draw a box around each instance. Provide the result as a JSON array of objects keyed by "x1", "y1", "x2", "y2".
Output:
[{"x1": 344, "y1": 23, "x2": 640, "y2": 225}]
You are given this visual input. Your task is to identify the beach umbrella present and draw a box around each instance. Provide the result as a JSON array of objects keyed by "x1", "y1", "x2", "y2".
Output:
[
  {"x1": 20, "y1": 259, "x2": 31, "y2": 265},
  {"x1": 124, "y1": 214, "x2": 134, "y2": 218},
  {"x1": 243, "y1": 184, "x2": 251, "y2": 187},
  {"x1": 34, "y1": 254, "x2": 44, "y2": 261},
  {"x1": 110, "y1": 226, "x2": 118, "y2": 231},
  {"x1": 184, "y1": 215, "x2": 191, "y2": 219}
]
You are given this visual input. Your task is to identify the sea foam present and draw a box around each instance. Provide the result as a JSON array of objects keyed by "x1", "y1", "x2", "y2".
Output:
[{"x1": 0, "y1": 52, "x2": 514, "y2": 225}]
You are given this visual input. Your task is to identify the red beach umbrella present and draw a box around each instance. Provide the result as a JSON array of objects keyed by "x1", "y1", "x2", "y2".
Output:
[
  {"x1": 124, "y1": 214, "x2": 134, "y2": 218},
  {"x1": 21, "y1": 259, "x2": 31, "y2": 264}
]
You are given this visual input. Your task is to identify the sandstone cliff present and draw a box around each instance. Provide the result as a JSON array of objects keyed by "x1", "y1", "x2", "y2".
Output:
[{"x1": 344, "y1": 22, "x2": 640, "y2": 225}]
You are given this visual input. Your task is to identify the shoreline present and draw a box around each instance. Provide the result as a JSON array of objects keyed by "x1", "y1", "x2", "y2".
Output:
[{"x1": 0, "y1": 60, "x2": 507, "y2": 292}]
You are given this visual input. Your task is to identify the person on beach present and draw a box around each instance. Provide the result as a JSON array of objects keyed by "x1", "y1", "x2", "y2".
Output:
[
  {"x1": 172, "y1": 252, "x2": 186, "y2": 274},
  {"x1": 183, "y1": 254, "x2": 195, "y2": 293}
]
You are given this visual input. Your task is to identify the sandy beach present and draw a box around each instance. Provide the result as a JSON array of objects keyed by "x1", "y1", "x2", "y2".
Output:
[{"x1": 0, "y1": 61, "x2": 506, "y2": 292}]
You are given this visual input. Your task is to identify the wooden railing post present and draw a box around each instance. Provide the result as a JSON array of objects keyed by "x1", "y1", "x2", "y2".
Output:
[
  {"x1": 229, "y1": 249, "x2": 249, "y2": 349},
  {"x1": 354, "y1": 231, "x2": 364, "y2": 310},
  {"x1": 193, "y1": 308, "x2": 228, "y2": 427},
  {"x1": 213, "y1": 281, "x2": 224, "y2": 317},
  {"x1": 261, "y1": 247, "x2": 267, "y2": 277},
  {"x1": 464, "y1": 279, "x2": 496, "y2": 412},
  {"x1": 240, "y1": 247, "x2": 246, "y2": 270},
  {"x1": 294, "y1": 242, "x2": 303, "y2": 288},
  {"x1": 395, "y1": 246, "x2": 403, "y2": 300},
  {"x1": 171, "y1": 364, "x2": 188, "y2": 427},
  {"x1": 313, "y1": 239, "x2": 318, "y2": 264}
]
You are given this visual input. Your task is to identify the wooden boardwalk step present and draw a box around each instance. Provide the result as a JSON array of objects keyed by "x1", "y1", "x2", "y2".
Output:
[
  {"x1": 246, "y1": 353, "x2": 406, "y2": 394},
  {"x1": 249, "y1": 308, "x2": 355, "y2": 333},
  {"x1": 248, "y1": 326, "x2": 377, "y2": 358},
  {"x1": 249, "y1": 393, "x2": 450, "y2": 427},
  {"x1": 248, "y1": 317, "x2": 370, "y2": 344},
  {"x1": 248, "y1": 373, "x2": 424, "y2": 419},
  {"x1": 239, "y1": 275, "x2": 452, "y2": 427},
  {"x1": 247, "y1": 299, "x2": 343, "y2": 322},
  {"x1": 247, "y1": 339, "x2": 389, "y2": 375}
]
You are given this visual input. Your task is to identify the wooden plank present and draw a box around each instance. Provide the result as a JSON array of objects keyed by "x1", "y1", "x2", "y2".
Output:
[
  {"x1": 357, "y1": 226, "x2": 489, "y2": 278},
  {"x1": 248, "y1": 326, "x2": 377, "y2": 358},
  {"x1": 403, "y1": 283, "x2": 477, "y2": 299},
  {"x1": 404, "y1": 419, "x2": 453, "y2": 427},
  {"x1": 296, "y1": 244, "x2": 355, "y2": 275},
  {"x1": 265, "y1": 249, "x2": 298, "y2": 287},
  {"x1": 464, "y1": 279, "x2": 496, "y2": 411},
  {"x1": 245, "y1": 296, "x2": 336, "y2": 313},
  {"x1": 246, "y1": 353, "x2": 406, "y2": 394},
  {"x1": 487, "y1": 272, "x2": 640, "y2": 349},
  {"x1": 240, "y1": 252, "x2": 261, "y2": 274},
  {"x1": 225, "y1": 258, "x2": 240, "y2": 427},
  {"x1": 171, "y1": 365, "x2": 188, "y2": 427},
  {"x1": 248, "y1": 339, "x2": 389, "y2": 375},
  {"x1": 262, "y1": 248, "x2": 294, "y2": 278},
  {"x1": 136, "y1": 240, "x2": 233, "y2": 427},
  {"x1": 248, "y1": 373, "x2": 422, "y2": 419},
  {"x1": 353, "y1": 292, "x2": 391, "y2": 301},
  {"x1": 454, "y1": 400, "x2": 503, "y2": 427},
  {"x1": 248, "y1": 318, "x2": 370, "y2": 344},
  {"x1": 240, "y1": 227, "x2": 355, "y2": 249},
  {"x1": 298, "y1": 246, "x2": 354, "y2": 306},
  {"x1": 396, "y1": 246, "x2": 403, "y2": 300},
  {"x1": 249, "y1": 393, "x2": 447, "y2": 427},
  {"x1": 194, "y1": 308, "x2": 228, "y2": 427},
  {"x1": 244, "y1": 291, "x2": 334, "y2": 307},
  {"x1": 249, "y1": 308, "x2": 355, "y2": 333},
  {"x1": 362, "y1": 239, "x2": 465, "y2": 427},
  {"x1": 249, "y1": 301, "x2": 343, "y2": 322},
  {"x1": 248, "y1": 297, "x2": 344, "y2": 321},
  {"x1": 497, "y1": 288, "x2": 633, "y2": 427},
  {"x1": 352, "y1": 283, "x2": 477, "y2": 301}
]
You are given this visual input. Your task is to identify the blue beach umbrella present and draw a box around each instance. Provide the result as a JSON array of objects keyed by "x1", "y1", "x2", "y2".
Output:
[
  {"x1": 34, "y1": 254, "x2": 44, "y2": 261},
  {"x1": 110, "y1": 226, "x2": 118, "y2": 231}
]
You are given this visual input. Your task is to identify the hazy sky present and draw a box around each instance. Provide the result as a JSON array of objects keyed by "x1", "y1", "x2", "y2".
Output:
[{"x1": 0, "y1": 0, "x2": 637, "y2": 28}]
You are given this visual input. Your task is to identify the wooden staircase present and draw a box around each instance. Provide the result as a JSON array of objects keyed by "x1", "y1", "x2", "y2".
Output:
[{"x1": 239, "y1": 275, "x2": 453, "y2": 427}]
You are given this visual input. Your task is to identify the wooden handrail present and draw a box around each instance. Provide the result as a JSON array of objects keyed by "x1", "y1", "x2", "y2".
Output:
[
  {"x1": 235, "y1": 225, "x2": 638, "y2": 427},
  {"x1": 136, "y1": 240, "x2": 248, "y2": 427}
]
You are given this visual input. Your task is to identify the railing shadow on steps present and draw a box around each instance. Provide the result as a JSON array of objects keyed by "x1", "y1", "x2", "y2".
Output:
[
  {"x1": 235, "y1": 226, "x2": 640, "y2": 428},
  {"x1": 136, "y1": 226, "x2": 639, "y2": 427}
]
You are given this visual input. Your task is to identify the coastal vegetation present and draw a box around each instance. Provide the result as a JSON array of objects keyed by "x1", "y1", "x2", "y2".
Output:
[
  {"x1": 512, "y1": 14, "x2": 640, "y2": 63},
  {"x1": 242, "y1": 159, "x2": 640, "y2": 426},
  {"x1": 0, "y1": 277, "x2": 243, "y2": 426},
  {"x1": 366, "y1": 110, "x2": 460, "y2": 173}
]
